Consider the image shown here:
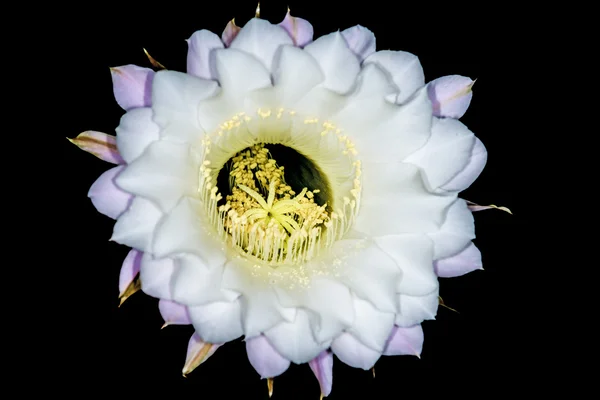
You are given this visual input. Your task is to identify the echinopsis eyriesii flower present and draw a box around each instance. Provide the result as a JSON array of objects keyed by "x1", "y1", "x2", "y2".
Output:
[{"x1": 70, "y1": 7, "x2": 511, "y2": 398}]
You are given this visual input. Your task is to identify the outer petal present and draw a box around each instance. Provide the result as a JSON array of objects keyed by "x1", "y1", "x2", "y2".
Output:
[
  {"x1": 182, "y1": 332, "x2": 221, "y2": 376},
  {"x1": 115, "y1": 108, "x2": 160, "y2": 164},
  {"x1": 304, "y1": 32, "x2": 361, "y2": 94},
  {"x1": 278, "y1": 10, "x2": 314, "y2": 47},
  {"x1": 309, "y1": 351, "x2": 333, "y2": 398},
  {"x1": 118, "y1": 249, "x2": 142, "y2": 297},
  {"x1": 364, "y1": 50, "x2": 424, "y2": 104},
  {"x1": 188, "y1": 300, "x2": 243, "y2": 343},
  {"x1": 440, "y1": 138, "x2": 487, "y2": 192},
  {"x1": 69, "y1": 131, "x2": 123, "y2": 164},
  {"x1": 221, "y1": 19, "x2": 240, "y2": 47},
  {"x1": 428, "y1": 198, "x2": 475, "y2": 259},
  {"x1": 427, "y1": 75, "x2": 474, "y2": 118},
  {"x1": 383, "y1": 325, "x2": 424, "y2": 357},
  {"x1": 139, "y1": 253, "x2": 177, "y2": 300},
  {"x1": 434, "y1": 242, "x2": 482, "y2": 278},
  {"x1": 186, "y1": 30, "x2": 224, "y2": 80},
  {"x1": 341, "y1": 25, "x2": 376, "y2": 62},
  {"x1": 111, "y1": 197, "x2": 162, "y2": 252},
  {"x1": 331, "y1": 333, "x2": 380, "y2": 370},
  {"x1": 395, "y1": 289, "x2": 439, "y2": 327},
  {"x1": 110, "y1": 65, "x2": 154, "y2": 111},
  {"x1": 159, "y1": 299, "x2": 192, "y2": 326},
  {"x1": 88, "y1": 166, "x2": 132, "y2": 219},
  {"x1": 246, "y1": 335, "x2": 291, "y2": 379},
  {"x1": 230, "y1": 18, "x2": 293, "y2": 71}
]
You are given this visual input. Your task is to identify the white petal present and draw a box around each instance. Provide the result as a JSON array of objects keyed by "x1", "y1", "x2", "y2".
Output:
[
  {"x1": 441, "y1": 137, "x2": 487, "y2": 192},
  {"x1": 374, "y1": 234, "x2": 437, "y2": 296},
  {"x1": 188, "y1": 299, "x2": 243, "y2": 343},
  {"x1": 364, "y1": 50, "x2": 425, "y2": 103},
  {"x1": 265, "y1": 309, "x2": 330, "y2": 364},
  {"x1": 434, "y1": 242, "x2": 482, "y2": 278},
  {"x1": 152, "y1": 197, "x2": 228, "y2": 267},
  {"x1": 246, "y1": 335, "x2": 291, "y2": 379},
  {"x1": 341, "y1": 25, "x2": 376, "y2": 62},
  {"x1": 111, "y1": 197, "x2": 162, "y2": 252},
  {"x1": 331, "y1": 332, "x2": 380, "y2": 370},
  {"x1": 395, "y1": 289, "x2": 439, "y2": 327},
  {"x1": 304, "y1": 31, "x2": 360, "y2": 94},
  {"x1": 115, "y1": 108, "x2": 160, "y2": 164},
  {"x1": 428, "y1": 198, "x2": 475, "y2": 259},
  {"x1": 140, "y1": 253, "x2": 177, "y2": 300},
  {"x1": 354, "y1": 162, "x2": 455, "y2": 236},
  {"x1": 159, "y1": 299, "x2": 192, "y2": 325},
  {"x1": 88, "y1": 166, "x2": 132, "y2": 220},
  {"x1": 152, "y1": 70, "x2": 218, "y2": 144},
  {"x1": 272, "y1": 45, "x2": 324, "y2": 106},
  {"x1": 115, "y1": 141, "x2": 198, "y2": 212},
  {"x1": 214, "y1": 48, "x2": 272, "y2": 93},
  {"x1": 230, "y1": 18, "x2": 293, "y2": 71},
  {"x1": 171, "y1": 255, "x2": 231, "y2": 306},
  {"x1": 405, "y1": 117, "x2": 475, "y2": 192},
  {"x1": 186, "y1": 30, "x2": 224, "y2": 80},
  {"x1": 347, "y1": 296, "x2": 395, "y2": 352}
]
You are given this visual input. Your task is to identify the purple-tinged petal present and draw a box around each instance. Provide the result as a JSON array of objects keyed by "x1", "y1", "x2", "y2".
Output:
[
  {"x1": 69, "y1": 131, "x2": 124, "y2": 164},
  {"x1": 88, "y1": 166, "x2": 132, "y2": 219},
  {"x1": 186, "y1": 30, "x2": 224, "y2": 80},
  {"x1": 441, "y1": 137, "x2": 487, "y2": 192},
  {"x1": 309, "y1": 351, "x2": 333, "y2": 398},
  {"x1": 427, "y1": 75, "x2": 474, "y2": 118},
  {"x1": 118, "y1": 249, "x2": 142, "y2": 297},
  {"x1": 278, "y1": 8, "x2": 314, "y2": 47},
  {"x1": 221, "y1": 19, "x2": 241, "y2": 47},
  {"x1": 246, "y1": 335, "x2": 290, "y2": 379},
  {"x1": 383, "y1": 325, "x2": 423, "y2": 357},
  {"x1": 159, "y1": 299, "x2": 192, "y2": 327},
  {"x1": 182, "y1": 332, "x2": 221, "y2": 377},
  {"x1": 466, "y1": 201, "x2": 513, "y2": 214},
  {"x1": 341, "y1": 25, "x2": 376, "y2": 62},
  {"x1": 331, "y1": 332, "x2": 380, "y2": 370},
  {"x1": 434, "y1": 242, "x2": 482, "y2": 278},
  {"x1": 110, "y1": 65, "x2": 155, "y2": 111}
]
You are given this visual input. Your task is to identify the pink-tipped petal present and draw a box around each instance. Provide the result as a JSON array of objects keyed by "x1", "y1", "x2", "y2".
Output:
[
  {"x1": 309, "y1": 351, "x2": 333, "y2": 398},
  {"x1": 278, "y1": 9, "x2": 314, "y2": 47},
  {"x1": 186, "y1": 30, "x2": 224, "y2": 80},
  {"x1": 441, "y1": 138, "x2": 487, "y2": 192},
  {"x1": 466, "y1": 201, "x2": 513, "y2": 214},
  {"x1": 159, "y1": 299, "x2": 192, "y2": 326},
  {"x1": 246, "y1": 335, "x2": 291, "y2": 379},
  {"x1": 331, "y1": 332, "x2": 381, "y2": 370},
  {"x1": 383, "y1": 325, "x2": 424, "y2": 357},
  {"x1": 434, "y1": 242, "x2": 482, "y2": 278},
  {"x1": 341, "y1": 25, "x2": 376, "y2": 62},
  {"x1": 221, "y1": 19, "x2": 241, "y2": 47},
  {"x1": 427, "y1": 75, "x2": 474, "y2": 118},
  {"x1": 88, "y1": 166, "x2": 132, "y2": 219},
  {"x1": 118, "y1": 249, "x2": 142, "y2": 297},
  {"x1": 182, "y1": 332, "x2": 221, "y2": 377},
  {"x1": 69, "y1": 131, "x2": 124, "y2": 164},
  {"x1": 110, "y1": 65, "x2": 155, "y2": 111}
]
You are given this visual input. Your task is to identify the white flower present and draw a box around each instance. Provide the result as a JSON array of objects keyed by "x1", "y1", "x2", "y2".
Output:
[{"x1": 72, "y1": 11, "x2": 492, "y2": 398}]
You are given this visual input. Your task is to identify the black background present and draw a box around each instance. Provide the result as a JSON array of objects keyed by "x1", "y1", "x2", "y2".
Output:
[{"x1": 55, "y1": 0, "x2": 529, "y2": 397}]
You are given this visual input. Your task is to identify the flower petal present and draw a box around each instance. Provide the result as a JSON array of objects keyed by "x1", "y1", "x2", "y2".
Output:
[
  {"x1": 118, "y1": 249, "x2": 142, "y2": 297},
  {"x1": 383, "y1": 325, "x2": 424, "y2": 357},
  {"x1": 331, "y1": 332, "x2": 380, "y2": 370},
  {"x1": 69, "y1": 131, "x2": 123, "y2": 164},
  {"x1": 404, "y1": 117, "x2": 475, "y2": 192},
  {"x1": 159, "y1": 299, "x2": 192, "y2": 326},
  {"x1": 221, "y1": 19, "x2": 241, "y2": 47},
  {"x1": 304, "y1": 31, "x2": 361, "y2": 94},
  {"x1": 110, "y1": 65, "x2": 154, "y2": 111},
  {"x1": 434, "y1": 242, "x2": 482, "y2": 278},
  {"x1": 272, "y1": 45, "x2": 325, "y2": 106},
  {"x1": 395, "y1": 289, "x2": 439, "y2": 327},
  {"x1": 139, "y1": 253, "x2": 177, "y2": 300},
  {"x1": 265, "y1": 309, "x2": 330, "y2": 364},
  {"x1": 309, "y1": 351, "x2": 333, "y2": 398},
  {"x1": 188, "y1": 299, "x2": 243, "y2": 343},
  {"x1": 278, "y1": 10, "x2": 314, "y2": 47},
  {"x1": 246, "y1": 335, "x2": 291, "y2": 379},
  {"x1": 347, "y1": 295, "x2": 395, "y2": 352},
  {"x1": 186, "y1": 30, "x2": 224, "y2": 80},
  {"x1": 427, "y1": 75, "x2": 474, "y2": 118},
  {"x1": 230, "y1": 18, "x2": 293, "y2": 71},
  {"x1": 111, "y1": 197, "x2": 163, "y2": 252},
  {"x1": 115, "y1": 108, "x2": 160, "y2": 164},
  {"x1": 182, "y1": 332, "x2": 221, "y2": 376},
  {"x1": 116, "y1": 141, "x2": 198, "y2": 212},
  {"x1": 171, "y1": 254, "x2": 231, "y2": 306},
  {"x1": 440, "y1": 137, "x2": 487, "y2": 192},
  {"x1": 88, "y1": 166, "x2": 132, "y2": 219},
  {"x1": 364, "y1": 50, "x2": 424, "y2": 103},
  {"x1": 341, "y1": 25, "x2": 376, "y2": 62},
  {"x1": 427, "y1": 198, "x2": 475, "y2": 259}
]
